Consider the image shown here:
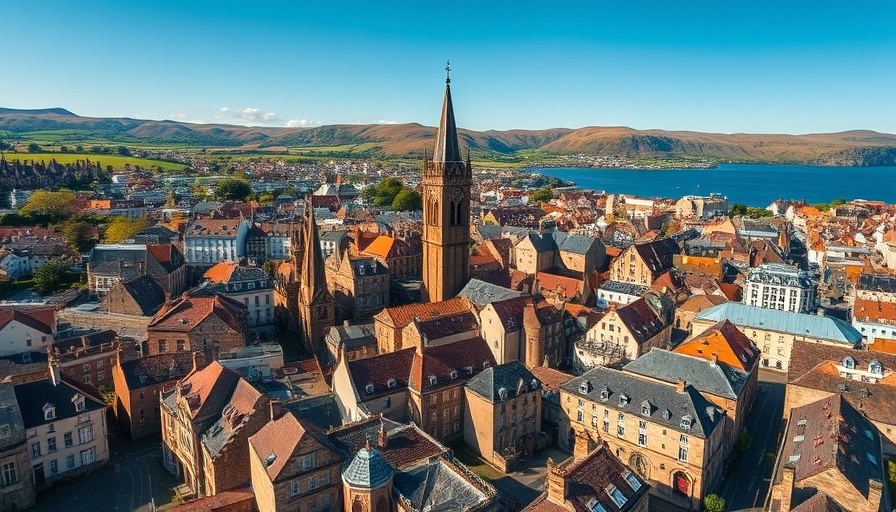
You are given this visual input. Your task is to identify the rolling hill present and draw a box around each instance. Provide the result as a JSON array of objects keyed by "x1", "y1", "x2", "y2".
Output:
[{"x1": 1, "y1": 108, "x2": 895, "y2": 165}]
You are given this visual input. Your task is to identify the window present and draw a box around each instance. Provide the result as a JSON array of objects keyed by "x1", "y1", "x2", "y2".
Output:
[
  {"x1": 640, "y1": 401, "x2": 651, "y2": 417},
  {"x1": 31, "y1": 442, "x2": 41, "y2": 458},
  {"x1": 64, "y1": 432, "x2": 72, "y2": 448},
  {"x1": 78, "y1": 425, "x2": 93, "y2": 444},
  {"x1": 82, "y1": 364, "x2": 91, "y2": 374},
  {"x1": 602, "y1": 418, "x2": 610, "y2": 433},
  {"x1": 617, "y1": 413, "x2": 625, "y2": 437},
  {"x1": 66, "y1": 455, "x2": 75, "y2": 469},
  {"x1": 607, "y1": 485, "x2": 628, "y2": 508},
  {"x1": 321, "y1": 469, "x2": 330, "y2": 485},
  {"x1": 869, "y1": 360, "x2": 883, "y2": 375},
  {"x1": 176, "y1": 340, "x2": 186, "y2": 351},
  {"x1": 47, "y1": 437, "x2": 56, "y2": 452},
  {"x1": 308, "y1": 475, "x2": 317, "y2": 490},
  {"x1": 80, "y1": 448, "x2": 95, "y2": 466},
  {"x1": 638, "y1": 421, "x2": 647, "y2": 447},
  {"x1": 289, "y1": 480, "x2": 300, "y2": 497},
  {"x1": 577, "y1": 410, "x2": 584, "y2": 422},
  {"x1": 44, "y1": 404, "x2": 56, "y2": 421},
  {"x1": 158, "y1": 340, "x2": 168, "y2": 353},
  {"x1": 843, "y1": 356, "x2": 855, "y2": 369},
  {"x1": 680, "y1": 434, "x2": 689, "y2": 445},
  {"x1": 303, "y1": 453, "x2": 315, "y2": 470},
  {"x1": 678, "y1": 445, "x2": 688, "y2": 462},
  {"x1": 624, "y1": 470, "x2": 642, "y2": 491},
  {"x1": 2, "y1": 461, "x2": 17, "y2": 485},
  {"x1": 49, "y1": 459, "x2": 58, "y2": 475},
  {"x1": 586, "y1": 498, "x2": 608, "y2": 512},
  {"x1": 680, "y1": 415, "x2": 693, "y2": 431}
]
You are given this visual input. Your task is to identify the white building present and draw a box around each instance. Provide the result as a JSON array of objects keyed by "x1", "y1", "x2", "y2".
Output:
[
  {"x1": 202, "y1": 261, "x2": 275, "y2": 337},
  {"x1": 744, "y1": 263, "x2": 816, "y2": 314},
  {"x1": 0, "y1": 307, "x2": 55, "y2": 358},
  {"x1": 183, "y1": 218, "x2": 250, "y2": 265},
  {"x1": 14, "y1": 380, "x2": 109, "y2": 489}
]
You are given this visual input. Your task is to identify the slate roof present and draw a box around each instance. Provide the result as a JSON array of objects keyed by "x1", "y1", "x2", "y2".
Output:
[
  {"x1": 409, "y1": 337, "x2": 496, "y2": 393},
  {"x1": 465, "y1": 361, "x2": 540, "y2": 403},
  {"x1": 201, "y1": 378, "x2": 266, "y2": 458},
  {"x1": 561, "y1": 366, "x2": 724, "y2": 439},
  {"x1": 614, "y1": 298, "x2": 666, "y2": 344},
  {"x1": 118, "y1": 351, "x2": 198, "y2": 391},
  {"x1": 632, "y1": 238, "x2": 680, "y2": 273},
  {"x1": 416, "y1": 311, "x2": 479, "y2": 342},
  {"x1": 328, "y1": 417, "x2": 446, "y2": 471},
  {"x1": 746, "y1": 263, "x2": 814, "y2": 289},
  {"x1": 858, "y1": 273, "x2": 896, "y2": 294},
  {"x1": 458, "y1": 279, "x2": 523, "y2": 307},
  {"x1": 393, "y1": 457, "x2": 493, "y2": 512},
  {"x1": 249, "y1": 411, "x2": 335, "y2": 482},
  {"x1": 599, "y1": 280, "x2": 649, "y2": 297},
  {"x1": 326, "y1": 323, "x2": 376, "y2": 351},
  {"x1": 525, "y1": 233, "x2": 557, "y2": 254},
  {"x1": 13, "y1": 379, "x2": 104, "y2": 429},
  {"x1": 203, "y1": 261, "x2": 269, "y2": 284},
  {"x1": 283, "y1": 394, "x2": 342, "y2": 431},
  {"x1": 774, "y1": 395, "x2": 882, "y2": 503},
  {"x1": 111, "y1": 275, "x2": 166, "y2": 315},
  {"x1": 343, "y1": 447, "x2": 394, "y2": 488},
  {"x1": 488, "y1": 296, "x2": 530, "y2": 332},
  {"x1": 694, "y1": 303, "x2": 862, "y2": 345},
  {"x1": 553, "y1": 231, "x2": 598, "y2": 255},
  {"x1": 623, "y1": 348, "x2": 750, "y2": 401},
  {"x1": 347, "y1": 257, "x2": 389, "y2": 278},
  {"x1": 349, "y1": 348, "x2": 416, "y2": 400},
  {"x1": 788, "y1": 492, "x2": 850, "y2": 512},
  {"x1": 0, "y1": 383, "x2": 26, "y2": 451}
]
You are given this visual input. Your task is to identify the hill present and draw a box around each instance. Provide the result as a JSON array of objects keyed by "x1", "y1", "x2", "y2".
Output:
[{"x1": 1, "y1": 108, "x2": 895, "y2": 166}]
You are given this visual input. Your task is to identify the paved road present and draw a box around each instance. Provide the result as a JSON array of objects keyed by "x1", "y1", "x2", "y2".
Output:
[
  {"x1": 33, "y1": 429, "x2": 177, "y2": 512},
  {"x1": 717, "y1": 369, "x2": 786, "y2": 512}
]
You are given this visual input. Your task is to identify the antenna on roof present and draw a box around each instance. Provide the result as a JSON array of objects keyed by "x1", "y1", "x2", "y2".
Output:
[{"x1": 445, "y1": 60, "x2": 451, "y2": 84}]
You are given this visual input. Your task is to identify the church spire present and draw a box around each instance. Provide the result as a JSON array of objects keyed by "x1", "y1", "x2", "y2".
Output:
[
  {"x1": 300, "y1": 201, "x2": 328, "y2": 305},
  {"x1": 432, "y1": 60, "x2": 463, "y2": 164}
]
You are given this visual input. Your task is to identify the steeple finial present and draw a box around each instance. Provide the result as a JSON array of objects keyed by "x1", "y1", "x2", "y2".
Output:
[{"x1": 445, "y1": 60, "x2": 451, "y2": 84}]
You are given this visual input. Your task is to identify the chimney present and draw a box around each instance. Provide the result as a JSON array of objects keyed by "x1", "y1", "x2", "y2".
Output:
[
  {"x1": 343, "y1": 319, "x2": 351, "y2": 328},
  {"x1": 49, "y1": 363, "x2": 61, "y2": 387},
  {"x1": 378, "y1": 420, "x2": 388, "y2": 448},
  {"x1": 771, "y1": 463, "x2": 796, "y2": 510},
  {"x1": 269, "y1": 400, "x2": 282, "y2": 421},
  {"x1": 676, "y1": 379, "x2": 686, "y2": 394},
  {"x1": 192, "y1": 350, "x2": 202, "y2": 373},
  {"x1": 710, "y1": 353, "x2": 718, "y2": 366},
  {"x1": 545, "y1": 457, "x2": 567, "y2": 504}
]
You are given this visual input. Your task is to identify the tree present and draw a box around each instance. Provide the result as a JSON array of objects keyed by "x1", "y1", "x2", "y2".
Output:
[
  {"x1": 362, "y1": 178, "x2": 404, "y2": 207},
  {"x1": 703, "y1": 494, "x2": 725, "y2": 512},
  {"x1": 529, "y1": 186, "x2": 554, "y2": 203},
  {"x1": 103, "y1": 217, "x2": 152, "y2": 244},
  {"x1": 27, "y1": 143, "x2": 41, "y2": 153},
  {"x1": 214, "y1": 178, "x2": 252, "y2": 201},
  {"x1": 392, "y1": 189, "x2": 422, "y2": 211},
  {"x1": 75, "y1": 145, "x2": 84, "y2": 153},
  {"x1": 117, "y1": 146, "x2": 131, "y2": 156},
  {"x1": 19, "y1": 190, "x2": 76, "y2": 223},
  {"x1": 735, "y1": 429, "x2": 753, "y2": 454},
  {"x1": 33, "y1": 258, "x2": 74, "y2": 294},
  {"x1": 728, "y1": 203, "x2": 748, "y2": 217},
  {"x1": 61, "y1": 221, "x2": 96, "y2": 253}
]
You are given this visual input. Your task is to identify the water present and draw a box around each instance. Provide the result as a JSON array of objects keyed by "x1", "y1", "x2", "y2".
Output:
[{"x1": 534, "y1": 164, "x2": 896, "y2": 206}]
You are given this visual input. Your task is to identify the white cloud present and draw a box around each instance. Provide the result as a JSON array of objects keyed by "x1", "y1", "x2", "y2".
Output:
[
  {"x1": 377, "y1": 120, "x2": 398, "y2": 125},
  {"x1": 218, "y1": 106, "x2": 280, "y2": 124},
  {"x1": 286, "y1": 118, "x2": 321, "y2": 128}
]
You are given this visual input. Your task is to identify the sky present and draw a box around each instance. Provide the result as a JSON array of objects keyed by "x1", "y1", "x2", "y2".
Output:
[{"x1": 3, "y1": 1, "x2": 895, "y2": 134}]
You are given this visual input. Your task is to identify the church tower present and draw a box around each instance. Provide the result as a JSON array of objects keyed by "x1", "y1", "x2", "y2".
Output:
[
  {"x1": 299, "y1": 201, "x2": 335, "y2": 355},
  {"x1": 421, "y1": 62, "x2": 472, "y2": 303}
]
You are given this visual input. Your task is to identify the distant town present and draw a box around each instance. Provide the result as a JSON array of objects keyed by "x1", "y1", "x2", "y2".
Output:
[{"x1": 0, "y1": 76, "x2": 894, "y2": 512}]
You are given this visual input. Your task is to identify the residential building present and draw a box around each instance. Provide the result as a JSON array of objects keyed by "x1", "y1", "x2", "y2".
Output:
[
  {"x1": 362, "y1": 235, "x2": 422, "y2": 280},
  {"x1": 514, "y1": 231, "x2": 605, "y2": 278},
  {"x1": 203, "y1": 262, "x2": 275, "y2": 337},
  {"x1": 99, "y1": 274, "x2": 167, "y2": 316},
  {"x1": 0, "y1": 306, "x2": 55, "y2": 358},
  {"x1": 673, "y1": 295, "x2": 728, "y2": 332},
  {"x1": 326, "y1": 252, "x2": 390, "y2": 322},
  {"x1": 560, "y1": 367, "x2": 726, "y2": 510},
  {"x1": 691, "y1": 303, "x2": 862, "y2": 372},
  {"x1": 421, "y1": 72, "x2": 472, "y2": 303},
  {"x1": 609, "y1": 238, "x2": 680, "y2": 286},
  {"x1": 0, "y1": 383, "x2": 35, "y2": 510},
  {"x1": 597, "y1": 281, "x2": 649, "y2": 307},
  {"x1": 373, "y1": 297, "x2": 471, "y2": 354},
  {"x1": 852, "y1": 297, "x2": 896, "y2": 345},
  {"x1": 675, "y1": 194, "x2": 728, "y2": 219},
  {"x1": 112, "y1": 351, "x2": 198, "y2": 440},
  {"x1": 743, "y1": 263, "x2": 816, "y2": 314},
  {"x1": 248, "y1": 409, "x2": 343, "y2": 512},
  {"x1": 160, "y1": 361, "x2": 269, "y2": 498},
  {"x1": 530, "y1": 366, "x2": 574, "y2": 453},
  {"x1": 320, "y1": 229, "x2": 349, "y2": 259},
  {"x1": 463, "y1": 361, "x2": 542, "y2": 471},
  {"x1": 768, "y1": 396, "x2": 889, "y2": 512},
  {"x1": 479, "y1": 296, "x2": 564, "y2": 369},
  {"x1": 331, "y1": 348, "x2": 415, "y2": 423},
  {"x1": 323, "y1": 323, "x2": 377, "y2": 369},
  {"x1": 87, "y1": 243, "x2": 186, "y2": 298},
  {"x1": 183, "y1": 218, "x2": 250, "y2": 267},
  {"x1": 48, "y1": 330, "x2": 121, "y2": 392},
  {"x1": 524, "y1": 443, "x2": 649, "y2": 512},
  {"x1": 784, "y1": 341, "x2": 896, "y2": 452},
  {"x1": 575, "y1": 295, "x2": 672, "y2": 370},
  {"x1": 146, "y1": 290, "x2": 248, "y2": 357},
  {"x1": 13, "y1": 379, "x2": 109, "y2": 489}
]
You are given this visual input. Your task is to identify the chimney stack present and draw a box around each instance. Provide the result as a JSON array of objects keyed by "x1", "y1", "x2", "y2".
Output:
[
  {"x1": 711, "y1": 353, "x2": 718, "y2": 366},
  {"x1": 378, "y1": 420, "x2": 388, "y2": 448},
  {"x1": 676, "y1": 379, "x2": 686, "y2": 394},
  {"x1": 192, "y1": 350, "x2": 202, "y2": 373}
]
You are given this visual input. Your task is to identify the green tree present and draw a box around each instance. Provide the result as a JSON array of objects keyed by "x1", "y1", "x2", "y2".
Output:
[
  {"x1": 745, "y1": 207, "x2": 773, "y2": 218},
  {"x1": 703, "y1": 494, "x2": 725, "y2": 512},
  {"x1": 75, "y1": 145, "x2": 84, "y2": 153},
  {"x1": 214, "y1": 178, "x2": 252, "y2": 201},
  {"x1": 117, "y1": 146, "x2": 131, "y2": 156},
  {"x1": 728, "y1": 203, "x2": 748, "y2": 217},
  {"x1": 19, "y1": 190, "x2": 76, "y2": 223},
  {"x1": 735, "y1": 429, "x2": 752, "y2": 454},
  {"x1": 392, "y1": 189, "x2": 422, "y2": 211},
  {"x1": 103, "y1": 217, "x2": 152, "y2": 243},
  {"x1": 362, "y1": 178, "x2": 404, "y2": 207},
  {"x1": 33, "y1": 258, "x2": 74, "y2": 294},
  {"x1": 529, "y1": 186, "x2": 554, "y2": 203},
  {"x1": 61, "y1": 221, "x2": 96, "y2": 253}
]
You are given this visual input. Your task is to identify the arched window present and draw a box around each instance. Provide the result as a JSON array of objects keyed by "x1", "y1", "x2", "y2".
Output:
[{"x1": 673, "y1": 472, "x2": 690, "y2": 497}]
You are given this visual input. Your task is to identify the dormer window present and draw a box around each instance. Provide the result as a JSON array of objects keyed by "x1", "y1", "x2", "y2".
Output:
[
  {"x1": 429, "y1": 375, "x2": 438, "y2": 386},
  {"x1": 531, "y1": 378, "x2": 538, "y2": 389},
  {"x1": 386, "y1": 378, "x2": 397, "y2": 389},
  {"x1": 465, "y1": 366, "x2": 474, "y2": 375},
  {"x1": 365, "y1": 383, "x2": 374, "y2": 394},
  {"x1": 449, "y1": 370, "x2": 458, "y2": 380},
  {"x1": 482, "y1": 361, "x2": 490, "y2": 370},
  {"x1": 579, "y1": 380, "x2": 592, "y2": 394},
  {"x1": 498, "y1": 387, "x2": 508, "y2": 401},
  {"x1": 680, "y1": 414, "x2": 693, "y2": 430},
  {"x1": 869, "y1": 360, "x2": 883, "y2": 375},
  {"x1": 43, "y1": 404, "x2": 56, "y2": 421},
  {"x1": 662, "y1": 409, "x2": 671, "y2": 421},
  {"x1": 599, "y1": 387, "x2": 609, "y2": 401},
  {"x1": 72, "y1": 394, "x2": 86, "y2": 412},
  {"x1": 640, "y1": 401, "x2": 652, "y2": 417},
  {"x1": 842, "y1": 356, "x2": 855, "y2": 370},
  {"x1": 618, "y1": 394, "x2": 630, "y2": 406}
]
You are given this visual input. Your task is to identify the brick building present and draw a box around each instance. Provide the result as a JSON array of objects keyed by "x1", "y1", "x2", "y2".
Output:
[
  {"x1": 325, "y1": 252, "x2": 390, "y2": 322},
  {"x1": 100, "y1": 275, "x2": 167, "y2": 316},
  {"x1": 147, "y1": 291, "x2": 248, "y2": 357}
]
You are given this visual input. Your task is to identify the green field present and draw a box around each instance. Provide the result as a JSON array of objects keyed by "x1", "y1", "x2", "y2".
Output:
[{"x1": 0, "y1": 152, "x2": 188, "y2": 171}]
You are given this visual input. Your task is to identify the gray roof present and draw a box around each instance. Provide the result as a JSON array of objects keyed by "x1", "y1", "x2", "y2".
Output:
[
  {"x1": 560, "y1": 366, "x2": 724, "y2": 439},
  {"x1": 465, "y1": 361, "x2": 540, "y2": 403},
  {"x1": 599, "y1": 280, "x2": 649, "y2": 297},
  {"x1": 320, "y1": 230, "x2": 348, "y2": 243},
  {"x1": 553, "y1": 231, "x2": 598, "y2": 255},
  {"x1": 746, "y1": 263, "x2": 814, "y2": 289},
  {"x1": 393, "y1": 458, "x2": 491, "y2": 512},
  {"x1": 0, "y1": 383, "x2": 26, "y2": 451},
  {"x1": 14, "y1": 380, "x2": 105, "y2": 429},
  {"x1": 475, "y1": 225, "x2": 530, "y2": 241},
  {"x1": 623, "y1": 349, "x2": 750, "y2": 401},
  {"x1": 695, "y1": 303, "x2": 861, "y2": 345},
  {"x1": 342, "y1": 447, "x2": 393, "y2": 488},
  {"x1": 349, "y1": 258, "x2": 389, "y2": 278},
  {"x1": 327, "y1": 323, "x2": 376, "y2": 350},
  {"x1": 458, "y1": 279, "x2": 523, "y2": 307},
  {"x1": 116, "y1": 275, "x2": 166, "y2": 315},
  {"x1": 525, "y1": 233, "x2": 557, "y2": 254},
  {"x1": 858, "y1": 273, "x2": 896, "y2": 294}
]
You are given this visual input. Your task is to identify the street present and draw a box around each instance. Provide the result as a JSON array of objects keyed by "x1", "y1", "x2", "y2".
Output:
[{"x1": 717, "y1": 369, "x2": 786, "y2": 512}]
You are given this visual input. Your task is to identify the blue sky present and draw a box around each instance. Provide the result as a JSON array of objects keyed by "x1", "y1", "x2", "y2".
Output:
[{"x1": 4, "y1": 1, "x2": 895, "y2": 134}]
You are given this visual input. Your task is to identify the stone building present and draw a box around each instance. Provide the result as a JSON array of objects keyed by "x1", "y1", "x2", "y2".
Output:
[
  {"x1": 609, "y1": 238, "x2": 680, "y2": 286},
  {"x1": 575, "y1": 295, "x2": 672, "y2": 370},
  {"x1": 463, "y1": 361, "x2": 542, "y2": 471},
  {"x1": 87, "y1": 242, "x2": 185, "y2": 298},
  {"x1": 183, "y1": 218, "x2": 250, "y2": 269},
  {"x1": 373, "y1": 298, "x2": 471, "y2": 354},
  {"x1": 326, "y1": 251, "x2": 390, "y2": 322},
  {"x1": 421, "y1": 70, "x2": 472, "y2": 303},
  {"x1": 146, "y1": 290, "x2": 248, "y2": 357},
  {"x1": 48, "y1": 330, "x2": 123, "y2": 393},
  {"x1": 479, "y1": 296, "x2": 564, "y2": 369},
  {"x1": 249, "y1": 409, "x2": 343, "y2": 512},
  {"x1": 560, "y1": 367, "x2": 726, "y2": 510},
  {"x1": 0, "y1": 383, "x2": 35, "y2": 511},
  {"x1": 362, "y1": 235, "x2": 422, "y2": 280},
  {"x1": 203, "y1": 261, "x2": 275, "y2": 337},
  {"x1": 743, "y1": 263, "x2": 817, "y2": 314},
  {"x1": 100, "y1": 274, "x2": 167, "y2": 316},
  {"x1": 160, "y1": 361, "x2": 269, "y2": 498}
]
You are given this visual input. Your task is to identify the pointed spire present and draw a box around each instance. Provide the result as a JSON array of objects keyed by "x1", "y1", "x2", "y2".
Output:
[
  {"x1": 300, "y1": 200, "x2": 328, "y2": 304},
  {"x1": 432, "y1": 61, "x2": 463, "y2": 164}
]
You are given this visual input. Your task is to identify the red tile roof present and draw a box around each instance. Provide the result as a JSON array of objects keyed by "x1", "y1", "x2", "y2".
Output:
[
  {"x1": 0, "y1": 306, "x2": 54, "y2": 334},
  {"x1": 675, "y1": 320, "x2": 759, "y2": 372},
  {"x1": 348, "y1": 348, "x2": 416, "y2": 399},
  {"x1": 853, "y1": 298, "x2": 896, "y2": 325},
  {"x1": 249, "y1": 411, "x2": 333, "y2": 481},
  {"x1": 536, "y1": 272, "x2": 581, "y2": 300},
  {"x1": 529, "y1": 366, "x2": 574, "y2": 394},
  {"x1": 149, "y1": 293, "x2": 246, "y2": 334},
  {"x1": 328, "y1": 418, "x2": 446, "y2": 470},
  {"x1": 376, "y1": 297, "x2": 471, "y2": 328},
  {"x1": 203, "y1": 261, "x2": 238, "y2": 283},
  {"x1": 363, "y1": 235, "x2": 396, "y2": 259},
  {"x1": 171, "y1": 488, "x2": 254, "y2": 512},
  {"x1": 177, "y1": 361, "x2": 243, "y2": 420}
]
